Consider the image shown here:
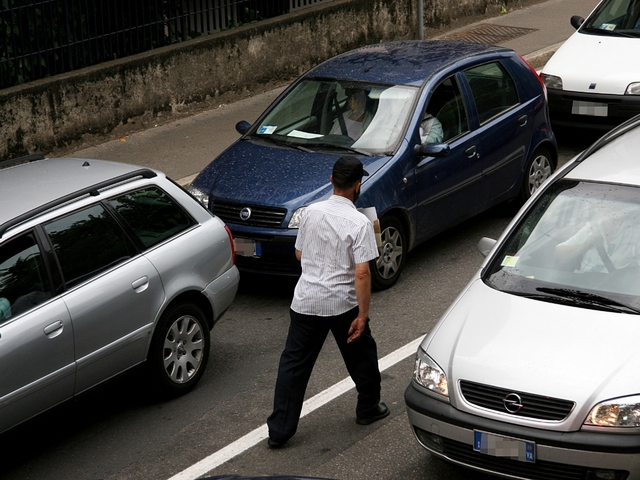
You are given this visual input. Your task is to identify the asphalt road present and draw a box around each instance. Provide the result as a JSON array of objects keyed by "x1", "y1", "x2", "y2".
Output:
[
  {"x1": 0, "y1": 128, "x2": 593, "y2": 480},
  {"x1": 0, "y1": 0, "x2": 603, "y2": 473}
]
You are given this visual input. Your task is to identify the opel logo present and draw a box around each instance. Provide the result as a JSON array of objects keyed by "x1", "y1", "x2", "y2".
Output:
[
  {"x1": 239, "y1": 207, "x2": 252, "y2": 221},
  {"x1": 503, "y1": 393, "x2": 523, "y2": 413}
]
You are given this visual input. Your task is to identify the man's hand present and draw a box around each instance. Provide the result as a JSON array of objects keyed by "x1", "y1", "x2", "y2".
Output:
[{"x1": 347, "y1": 316, "x2": 367, "y2": 343}]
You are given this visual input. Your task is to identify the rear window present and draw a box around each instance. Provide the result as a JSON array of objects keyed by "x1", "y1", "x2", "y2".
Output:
[{"x1": 108, "y1": 187, "x2": 195, "y2": 249}]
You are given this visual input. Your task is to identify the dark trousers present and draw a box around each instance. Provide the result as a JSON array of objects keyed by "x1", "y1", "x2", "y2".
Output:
[{"x1": 267, "y1": 306, "x2": 382, "y2": 443}]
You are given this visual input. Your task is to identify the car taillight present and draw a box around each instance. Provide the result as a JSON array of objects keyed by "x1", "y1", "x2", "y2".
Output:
[
  {"x1": 519, "y1": 54, "x2": 547, "y2": 102},
  {"x1": 224, "y1": 225, "x2": 236, "y2": 265}
]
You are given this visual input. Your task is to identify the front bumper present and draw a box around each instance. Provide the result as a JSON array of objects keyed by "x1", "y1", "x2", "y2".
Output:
[
  {"x1": 547, "y1": 88, "x2": 640, "y2": 131},
  {"x1": 229, "y1": 225, "x2": 300, "y2": 276},
  {"x1": 405, "y1": 383, "x2": 640, "y2": 479}
]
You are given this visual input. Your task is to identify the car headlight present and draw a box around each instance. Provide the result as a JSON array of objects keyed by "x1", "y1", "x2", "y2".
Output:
[
  {"x1": 188, "y1": 185, "x2": 209, "y2": 208},
  {"x1": 541, "y1": 73, "x2": 563, "y2": 90},
  {"x1": 584, "y1": 395, "x2": 640, "y2": 427},
  {"x1": 413, "y1": 348, "x2": 449, "y2": 398},
  {"x1": 625, "y1": 82, "x2": 640, "y2": 95},
  {"x1": 288, "y1": 206, "x2": 306, "y2": 228}
]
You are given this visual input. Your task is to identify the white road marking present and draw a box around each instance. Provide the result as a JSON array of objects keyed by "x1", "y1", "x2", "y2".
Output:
[{"x1": 167, "y1": 336, "x2": 424, "y2": 480}]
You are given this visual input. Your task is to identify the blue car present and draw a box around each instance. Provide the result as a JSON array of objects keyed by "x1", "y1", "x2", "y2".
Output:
[{"x1": 189, "y1": 40, "x2": 557, "y2": 289}]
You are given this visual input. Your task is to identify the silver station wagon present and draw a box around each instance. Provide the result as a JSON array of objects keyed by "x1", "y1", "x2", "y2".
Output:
[{"x1": 0, "y1": 156, "x2": 239, "y2": 434}]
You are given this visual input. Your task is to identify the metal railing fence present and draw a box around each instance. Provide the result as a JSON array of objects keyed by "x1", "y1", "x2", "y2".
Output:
[{"x1": 0, "y1": 0, "x2": 326, "y2": 90}]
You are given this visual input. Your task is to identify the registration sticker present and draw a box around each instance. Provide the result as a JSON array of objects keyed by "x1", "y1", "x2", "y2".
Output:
[
  {"x1": 257, "y1": 125, "x2": 277, "y2": 135},
  {"x1": 474, "y1": 430, "x2": 535, "y2": 463},
  {"x1": 572, "y1": 101, "x2": 608, "y2": 117},
  {"x1": 235, "y1": 238, "x2": 262, "y2": 257},
  {"x1": 501, "y1": 255, "x2": 519, "y2": 267}
]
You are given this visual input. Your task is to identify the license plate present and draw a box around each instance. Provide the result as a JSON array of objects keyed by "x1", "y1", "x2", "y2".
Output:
[
  {"x1": 235, "y1": 238, "x2": 262, "y2": 257},
  {"x1": 474, "y1": 430, "x2": 535, "y2": 463},
  {"x1": 571, "y1": 100, "x2": 608, "y2": 117}
]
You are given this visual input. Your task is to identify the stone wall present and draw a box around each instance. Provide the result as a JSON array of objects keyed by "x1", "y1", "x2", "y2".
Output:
[{"x1": 0, "y1": 0, "x2": 525, "y2": 160}]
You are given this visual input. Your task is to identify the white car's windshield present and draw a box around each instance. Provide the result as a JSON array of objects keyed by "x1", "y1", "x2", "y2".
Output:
[
  {"x1": 582, "y1": 0, "x2": 640, "y2": 37},
  {"x1": 485, "y1": 180, "x2": 640, "y2": 313},
  {"x1": 252, "y1": 79, "x2": 418, "y2": 155}
]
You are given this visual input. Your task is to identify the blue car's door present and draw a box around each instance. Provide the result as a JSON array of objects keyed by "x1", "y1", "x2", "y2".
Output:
[
  {"x1": 414, "y1": 74, "x2": 482, "y2": 241},
  {"x1": 463, "y1": 60, "x2": 533, "y2": 205}
]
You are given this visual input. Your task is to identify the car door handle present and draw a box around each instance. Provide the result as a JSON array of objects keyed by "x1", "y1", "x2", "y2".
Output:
[
  {"x1": 518, "y1": 115, "x2": 527, "y2": 126},
  {"x1": 43, "y1": 321, "x2": 64, "y2": 338},
  {"x1": 465, "y1": 146, "x2": 478, "y2": 159},
  {"x1": 131, "y1": 276, "x2": 149, "y2": 293}
]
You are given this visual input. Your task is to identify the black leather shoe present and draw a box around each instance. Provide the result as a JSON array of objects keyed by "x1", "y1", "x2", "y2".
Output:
[
  {"x1": 356, "y1": 402, "x2": 390, "y2": 425},
  {"x1": 268, "y1": 437, "x2": 286, "y2": 448}
]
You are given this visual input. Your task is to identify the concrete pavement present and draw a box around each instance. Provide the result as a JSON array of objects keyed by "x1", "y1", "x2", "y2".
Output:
[{"x1": 67, "y1": 0, "x2": 600, "y2": 186}]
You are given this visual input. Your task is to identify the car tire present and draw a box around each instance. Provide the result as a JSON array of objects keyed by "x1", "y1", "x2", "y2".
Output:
[
  {"x1": 520, "y1": 147, "x2": 553, "y2": 203},
  {"x1": 371, "y1": 216, "x2": 406, "y2": 291},
  {"x1": 148, "y1": 302, "x2": 210, "y2": 396}
]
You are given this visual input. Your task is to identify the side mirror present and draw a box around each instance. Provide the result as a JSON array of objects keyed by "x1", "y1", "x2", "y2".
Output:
[
  {"x1": 235, "y1": 120, "x2": 252, "y2": 135},
  {"x1": 414, "y1": 142, "x2": 451, "y2": 158},
  {"x1": 477, "y1": 237, "x2": 497, "y2": 257},
  {"x1": 570, "y1": 15, "x2": 584, "y2": 30}
]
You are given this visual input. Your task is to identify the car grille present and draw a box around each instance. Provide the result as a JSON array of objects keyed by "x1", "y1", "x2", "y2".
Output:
[
  {"x1": 211, "y1": 201, "x2": 287, "y2": 228},
  {"x1": 459, "y1": 380, "x2": 575, "y2": 421},
  {"x1": 440, "y1": 437, "x2": 594, "y2": 480}
]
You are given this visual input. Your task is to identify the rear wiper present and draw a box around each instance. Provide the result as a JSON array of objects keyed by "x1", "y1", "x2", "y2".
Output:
[
  {"x1": 536, "y1": 287, "x2": 640, "y2": 314},
  {"x1": 248, "y1": 134, "x2": 315, "y2": 152}
]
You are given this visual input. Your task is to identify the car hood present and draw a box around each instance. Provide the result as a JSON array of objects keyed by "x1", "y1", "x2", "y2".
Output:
[
  {"x1": 424, "y1": 277, "x2": 640, "y2": 430},
  {"x1": 543, "y1": 32, "x2": 640, "y2": 94},
  {"x1": 193, "y1": 139, "x2": 389, "y2": 208}
]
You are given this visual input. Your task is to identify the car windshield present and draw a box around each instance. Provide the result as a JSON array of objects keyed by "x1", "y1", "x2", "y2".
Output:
[
  {"x1": 484, "y1": 180, "x2": 640, "y2": 313},
  {"x1": 581, "y1": 0, "x2": 640, "y2": 37},
  {"x1": 251, "y1": 78, "x2": 418, "y2": 155}
]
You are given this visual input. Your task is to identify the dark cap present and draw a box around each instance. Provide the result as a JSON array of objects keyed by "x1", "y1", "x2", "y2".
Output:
[{"x1": 332, "y1": 155, "x2": 369, "y2": 185}]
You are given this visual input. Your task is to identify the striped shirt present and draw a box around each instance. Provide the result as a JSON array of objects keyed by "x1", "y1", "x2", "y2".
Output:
[{"x1": 291, "y1": 195, "x2": 379, "y2": 316}]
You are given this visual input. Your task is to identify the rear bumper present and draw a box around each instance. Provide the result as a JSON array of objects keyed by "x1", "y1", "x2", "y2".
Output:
[
  {"x1": 204, "y1": 265, "x2": 240, "y2": 323},
  {"x1": 547, "y1": 88, "x2": 640, "y2": 131},
  {"x1": 404, "y1": 383, "x2": 640, "y2": 479}
]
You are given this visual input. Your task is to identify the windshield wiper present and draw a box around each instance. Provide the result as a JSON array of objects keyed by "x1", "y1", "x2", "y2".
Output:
[
  {"x1": 302, "y1": 142, "x2": 373, "y2": 157},
  {"x1": 536, "y1": 287, "x2": 640, "y2": 314},
  {"x1": 248, "y1": 134, "x2": 315, "y2": 152},
  {"x1": 581, "y1": 27, "x2": 637, "y2": 38}
]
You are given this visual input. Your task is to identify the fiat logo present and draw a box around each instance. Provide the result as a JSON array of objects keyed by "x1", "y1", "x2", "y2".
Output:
[
  {"x1": 503, "y1": 393, "x2": 523, "y2": 413},
  {"x1": 239, "y1": 207, "x2": 252, "y2": 221}
]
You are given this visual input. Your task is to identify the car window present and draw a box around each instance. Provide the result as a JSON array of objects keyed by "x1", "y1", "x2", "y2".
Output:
[
  {"x1": 464, "y1": 62, "x2": 519, "y2": 125},
  {"x1": 44, "y1": 205, "x2": 132, "y2": 288},
  {"x1": 584, "y1": 0, "x2": 640, "y2": 32},
  {"x1": 0, "y1": 232, "x2": 52, "y2": 322},
  {"x1": 422, "y1": 76, "x2": 469, "y2": 143},
  {"x1": 254, "y1": 78, "x2": 418, "y2": 155},
  {"x1": 108, "y1": 187, "x2": 195, "y2": 249},
  {"x1": 484, "y1": 180, "x2": 640, "y2": 310}
]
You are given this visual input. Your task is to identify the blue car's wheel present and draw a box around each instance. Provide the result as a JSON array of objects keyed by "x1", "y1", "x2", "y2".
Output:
[{"x1": 371, "y1": 216, "x2": 406, "y2": 290}]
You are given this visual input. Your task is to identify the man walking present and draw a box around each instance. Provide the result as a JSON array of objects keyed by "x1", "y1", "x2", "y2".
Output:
[{"x1": 267, "y1": 155, "x2": 389, "y2": 448}]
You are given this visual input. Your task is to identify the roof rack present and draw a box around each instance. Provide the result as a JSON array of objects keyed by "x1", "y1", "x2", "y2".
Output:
[
  {"x1": 0, "y1": 153, "x2": 46, "y2": 169},
  {"x1": 0, "y1": 168, "x2": 157, "y2": 238}
]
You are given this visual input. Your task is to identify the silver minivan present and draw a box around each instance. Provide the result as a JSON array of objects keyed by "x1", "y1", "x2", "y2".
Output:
[
  {"x1": 406, "y1": 115, "x2": 640, "y2": 478},
  {"x1": 0, "y1": 156, "x2": 239, "y2": 434}
]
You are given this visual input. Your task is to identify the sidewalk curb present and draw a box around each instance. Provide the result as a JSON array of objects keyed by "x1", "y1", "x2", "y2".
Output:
[
  {"x1": 523, "y1": 40, "x2": 564, "y2": 70},
  {"x1": 175, "y1": 42, "x2": 564, "y2": 189}
]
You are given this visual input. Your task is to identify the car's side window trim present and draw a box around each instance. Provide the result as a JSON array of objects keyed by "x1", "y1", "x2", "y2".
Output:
[{"x1": 462, "y1": 60, "x2": 521, "y2": 127}]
